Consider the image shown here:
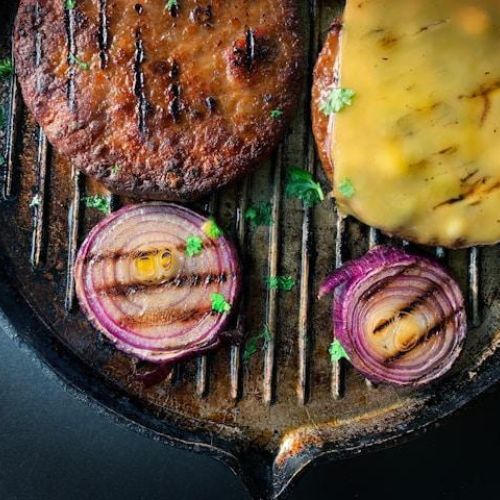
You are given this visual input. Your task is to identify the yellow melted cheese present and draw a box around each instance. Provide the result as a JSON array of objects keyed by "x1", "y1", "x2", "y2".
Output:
[{"x1": 332, "y1": 0, "x2": 500, "y2": 247}]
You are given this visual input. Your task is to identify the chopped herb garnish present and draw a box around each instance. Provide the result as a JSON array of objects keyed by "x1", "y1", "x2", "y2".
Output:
[
  {"x1": 244, "y1": 202, "x2": 273, "y2": 228},
  {"x1": 0, "y1": 106, "x2": 6, "y2": 128},
  {"x1": 165, "y1": 0, "x2": 178, "y2": 11},
  {"x1": 29, "y1": 194, "x2": 42, "y2": 208},
  {"x1": 320, "y1": 87, "x2": 356, "y2": 115},
  {"x1": 329, "y1": 339, "x2": 350, "y2": 363},
  {"x1": 185, "y1": 235, "x2": 204, "y2": 257},
  {"x1": 65, "y1": 0, "x2": 76, "y2": 9},
  {"x1": 0, "y1": 58, "x2": 13, "y2": 79},
  {"x1": 270, "y1": 109, "x2": 283, "y2": 119},
  {"x1": 338, "y1": 178, "x2": 355, "y2": 198},
  {"x1": 266, "y1": 275, "x2": 296, "y2": 291},
  {"x1": 285, "y1": 167, "x2": 325, "y2": 207},
  {"x1": 243, "y1": 325, "x2": 272, "y2": 362},
  {"x1": 69, "y1": 53, "x2": 90, "y2": 71},
  {"x1": 202, "y1": 217, "x2": 223, "y2": 239},
  {"x1": 211, "y1": 292, "x2": 231, "y2": 314},
  {"x1": 83, "y1": 195, "x2": 110, "y2": 214},
  {"x1": 110, "y1": 164, "x2": 121, "y2": 175}
]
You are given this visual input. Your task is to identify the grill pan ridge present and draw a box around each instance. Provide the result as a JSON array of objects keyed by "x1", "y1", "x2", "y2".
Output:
[{"x1": 1, "y1": 1, "x2": 499, "y2": 498}]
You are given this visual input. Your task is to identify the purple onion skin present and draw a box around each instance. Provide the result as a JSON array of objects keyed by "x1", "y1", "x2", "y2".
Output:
[
  {"x1": 320, "y1": 246, "x2": 467, "y2": 387},
  {"x1": 75, "y1": 203, "x2": 241, "y2": 365}
]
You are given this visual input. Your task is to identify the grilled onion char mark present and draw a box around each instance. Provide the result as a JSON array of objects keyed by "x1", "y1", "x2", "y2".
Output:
[
  {"x1": 97, "y1": 272, "x2": 232, "y2": 297},
  {"x1": 14, "y1": 0, "x2": 304, "y2": 201},
  {"x1": 383, "y1": 308, "x2": 464, "y2": 366}
]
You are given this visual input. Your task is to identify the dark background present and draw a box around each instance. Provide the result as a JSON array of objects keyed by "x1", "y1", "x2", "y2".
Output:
[{"x1": 0, "y1": 326, "x2": 499, "y2": 500}]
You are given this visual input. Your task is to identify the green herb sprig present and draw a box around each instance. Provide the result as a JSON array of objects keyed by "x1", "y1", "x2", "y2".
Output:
[
  {"x1": 266, "y1": 275, "x2": 296, "y2": 291},
  {"x1": 29, "y1": 194, "x2": 42, "y2": 209},
  {"x1": 110, "y1": 164, "x2": 121, "y2": 175},
  {"x1": 329, "y1": 339, "x2": 350, "y2": 363},
  {"x1": 270, "y1": 109, "x2": 283, "y2": 119},
  {"x1": 243, "y1": 325, "x2": 272, "y2": 362},
  {"x1": 338, "y1": 178, "x2": 355, "y2": 198},
  {"x1": 185, "y1": 235, "x2": 203, "y2": 257},
  {"x1": 211, "y1": 293, "x2": 231, "y2": 314},
  {"x1": 0, "y1": 106, "x2": 7, "y2": 128},
  {"x1": 69, "y1": 53, "x2": 90, "y2": 71},
  {"x1": 165, "y1": 0, "x2": 179, "y2": 12},
  {"x1": 0, "y1": 58, "x2": 13, "y2": 79},
  {"x1": 83, "y1": 195, "x2": 110, "y2": 214},
  {"x1": 285, "y1": 167, "x2": 324, "y2": 207},
  {"x1": 65, "y1": 0, "x2": 76, "y2": 9},
  {"x1": 320, "y1": 88, "x2": 356, "y2": 115},
  {"x1": 202, "y1": 217, "x2": 223, "y2": 239},
  {"x1": 245, "y1": 202, "x2": 273, "y2": 228}
]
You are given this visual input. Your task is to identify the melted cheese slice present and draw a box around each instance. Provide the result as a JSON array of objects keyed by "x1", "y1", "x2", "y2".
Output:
[{"x1": 332, "y1": 0, "x2": 500, "y2": 247}]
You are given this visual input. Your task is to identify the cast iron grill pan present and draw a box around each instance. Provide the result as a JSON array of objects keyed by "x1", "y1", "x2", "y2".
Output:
[{"x1": 0, "y1": 1, "x2": 499, "y2": 498}]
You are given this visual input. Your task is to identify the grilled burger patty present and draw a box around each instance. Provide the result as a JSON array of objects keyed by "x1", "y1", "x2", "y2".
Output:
[
  {"x1": 313, "y1": 1, "x2": 500, "y2": 248},
  {"x1": 14, "y1": 0, "x2": 303, "y2": 200},
  {"x1": 311, "y1": 22, "x2": 339, "y2": 182}
]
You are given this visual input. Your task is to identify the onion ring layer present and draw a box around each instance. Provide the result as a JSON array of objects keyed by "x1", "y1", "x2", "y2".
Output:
[{"x1": 75, "y1": 203, "x2": 241, "y2": 363}]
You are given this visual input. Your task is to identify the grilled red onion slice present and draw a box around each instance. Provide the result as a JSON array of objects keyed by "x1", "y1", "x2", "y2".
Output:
[
  {"x1": 319, "y1": 246, "x2": 466, "y2": 387},
  {"x1": 75, "y1": 203, "x2": 241, "y2": 363}
]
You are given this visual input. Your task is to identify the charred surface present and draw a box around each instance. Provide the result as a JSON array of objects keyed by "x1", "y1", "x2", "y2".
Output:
[{"x1": 14, "y1": 0, "x2": 304, "y2": 201}]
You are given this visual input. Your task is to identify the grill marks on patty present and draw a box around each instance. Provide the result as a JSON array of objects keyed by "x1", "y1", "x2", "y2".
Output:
[
  {"x1": 98, "y1": 0, "x2": 109, "y2": 68},
  {"x1": 14, "y1": 0, "x2": 303, "y2": 200},
  {"x1": 133, "y1": 27, "x2": 148, "y2": 136}
]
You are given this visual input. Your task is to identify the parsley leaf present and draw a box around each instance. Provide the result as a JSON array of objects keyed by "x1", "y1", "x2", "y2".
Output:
[
  {"x1": 320, "y1": 88, "x2": 356, "y2": 115},
  {"x1": 69, "y1": 53, "x2": 90, "y2": 71},
  {"x1": 29, "y1": 194, "x2": 42, "y2": 208},
  {"x1": 202, "y1": 217, "x2": 223, "y2": 239},
  {"x1": 0, "y1": 58, "x2": 13, "y2": 79},
  {"x1": 83, "y1": 195, "x2": 110, "y2": 214},
  {"x1": 266, "y1": 275, "x2": 296, "y2": 291},
  {"x1": 270, "y1": 109, "x2": 283, "y2": 119},
  {"x1": 0, "y1": 106, "x2": 6, "y2": 128},
  {"x1": 185, "y1": 235, "x2": 203, "y2": 257},
  {"x1": 244, "y1": 202, "x2": 273, "y2": 228},
  {"x1": 110, "y1": 164, "x2": 121, "y2": 175},
  {"x1": 243, "y1": 325, "x2": 272, "y2": 362},
  {"x1": 329, "y1": 339, "x2": 350, "y2": 363},
  {"x1": 338, "y1": 178, "x2": 355, "y2": 198},
  {"x1": 211, "y1": 292, "x2": 231, "y2": 314},
  {"x1": 65, "y1": 0, "x2": 76, "y2": 9},
  {"x1": 285, "y1": 167, "x2": 325, "y2": 207},
  {"x1": 165, "y1": 0, "x2": 179, "y2": 11}
]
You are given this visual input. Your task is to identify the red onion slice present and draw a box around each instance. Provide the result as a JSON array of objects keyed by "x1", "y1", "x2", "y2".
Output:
[
  {"x1": 319, "y1": 246, "x2": 467, "y2": 387},
  {"x1": 75, "y1": 203, "x2": 241, "y2": 363}
]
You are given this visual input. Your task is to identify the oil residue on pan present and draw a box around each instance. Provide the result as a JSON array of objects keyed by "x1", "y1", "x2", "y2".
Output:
[{"x1": 0, "y1": 1, "x2": 499, "y2": 498}]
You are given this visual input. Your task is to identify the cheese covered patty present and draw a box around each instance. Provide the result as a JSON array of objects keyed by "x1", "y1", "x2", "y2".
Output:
[{"x1": 317, "y1": 0, "x2": 500, "y2": 247}]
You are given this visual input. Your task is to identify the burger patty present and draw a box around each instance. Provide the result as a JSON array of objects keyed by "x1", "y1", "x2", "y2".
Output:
[
  {"x1": 312, "y1": 1, "x2": 500, "y2": 248},
  {"x1": 14, "y1": 0, "x2": 303, "y2": 200},
  {"x1": 311, "y1": 23, "x2": 339, "y2": 182}
]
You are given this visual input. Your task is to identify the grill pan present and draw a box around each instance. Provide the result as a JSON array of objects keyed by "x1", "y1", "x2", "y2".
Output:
[{"x1": 1, "y1": 1, "x2": 499, "y2": 498}]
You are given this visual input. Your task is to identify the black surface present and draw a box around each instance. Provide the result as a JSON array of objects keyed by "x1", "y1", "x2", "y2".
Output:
[{"x1": 0, "y1": 325, "x2": 499, "y2": 500}]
